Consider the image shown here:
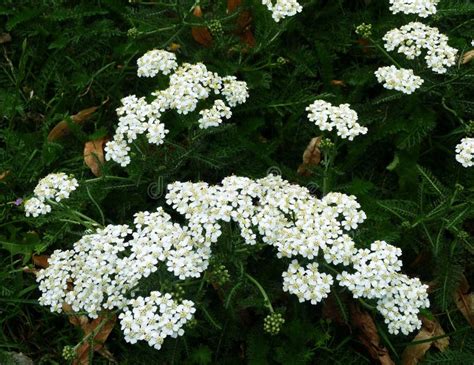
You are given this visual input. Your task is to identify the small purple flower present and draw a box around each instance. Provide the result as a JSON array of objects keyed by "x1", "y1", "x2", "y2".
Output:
[{"x1": 14, "y1": 198, "x2": 23, "y2": 206}]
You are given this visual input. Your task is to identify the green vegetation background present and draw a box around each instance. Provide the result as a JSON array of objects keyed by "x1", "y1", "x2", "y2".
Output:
[{"x1": 0, "y1": 0, "x2": 473, "y2": 364}]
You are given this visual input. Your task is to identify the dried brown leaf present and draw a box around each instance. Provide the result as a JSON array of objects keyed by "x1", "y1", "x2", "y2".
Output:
[
  {"x1": 191, "y1": 6, "x2": 213, "y2": 47},
  {"x1": 84, "y1": 138, "x2": 108, "y2": 176},
  {"x1": 350, "y1": 303, "x2": 395, "y2": 365},
  {"x1": 401, "y1": 317, "x2": 449, "y2": 365},
  {"x1": 74, "y1": 315, "x2": 116, "y2": 365},
  {"x1": 63, "y1": 303, "x2": 89, "y2": 328},
  {"x1": 461, "y1": 49, "x2": 474, "y2": 64},
  {"x1": 0, "y1": 33, "x2": 12, "y2": 44},
  {"x1": 47, "y1": 106, "x2": 100, "y2": 141},
  {"x1": 0, "y1": 170, "x2": 10, "y2": 181},
  {"x1": 62, "y1": 304, "x2": 116, "y2": 365},
  {"x1": 297, "y1": 136, "x2": 322, "y2": 176},
  {"x1": 227, "y1": 0, "x2": 242, "y2": 12},
  {"x1": 454, "y1": 276, "x2": 474, "y2": 327},
  {"x1": 331, "y1": 80, "x2": 346, "y2": 87},
  {"x1": 167, "y1": 42, "x2": 181, "y2": 52},
  {"x1": 236, "y1": 11, "x2": 255, "y2": 48},
  {"x1": 32, "y1": 255, "x2": 49, "y2": 268}
]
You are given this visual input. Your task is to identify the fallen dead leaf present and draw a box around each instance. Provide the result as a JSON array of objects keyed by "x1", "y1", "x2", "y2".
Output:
[
  {"x1": 331, "y1": 80, "x2": 346, "y2": 87},
  {"x1": 63, "y1": 304, "x2": 117, "y2": 365},
  {"x1": 235, "y1": 10, "x2": 255, "y2": 48},
  {"x1": 167, "y1": 42, "x2": 181, "y2": 52},
  {"x1": 454, "y1": 275, "x2": 474, "y2": 327},
  {"x1": 357, "y1": 38, "x2": 371, "y2": 54},
  {"x1": 401, "y1": 317, "x2": 449, "y2": 365},
  {"x1": 297, "y1": 136, "x2": 322, "y2": 176},
  {"x1": 0, "y1": 170, "x2": 10, "y2": 181},
  {"x1": 48, "y1": 106, "x2": 99, "y2": 141},
  {"x1": 32, "y1": 255, "x2": 49, "y2": 268},
  {"x1": 84, "y1": 137, "x2": 108, "y2": 176},
  {"x1": 47, "y1": 99, "x2": 108, "y2": 141},
  {"x1": 227, "y1": 0, "x2": 241, "y2": 12},
  {"x1": 0, "y1": 33, "x2": 12, "y2": 44},
  {"x1": 191, "y1": 6, "x2": 213, "y2": 47},
  {"x1": 461, "y1": 49, "x2": 474, "y2": 64},
  {"x1": 350, "y1": 302, "x2": 395, "y2": 365}
]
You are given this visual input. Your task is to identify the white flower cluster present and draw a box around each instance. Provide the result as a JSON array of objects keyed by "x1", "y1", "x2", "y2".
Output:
[
  {"x1": 198, "y1": 99, "x2": 232, "y2": 129},
  {"x1": 337, "y1": 241, "x2": 429, "y2": 335},
  {"x1": 383, "y1": 22, "x2": 458, "y2": 74},
  {"x1": 37, "y1": 206, "x2": 216, "y2": 318},
  {"x1": 389, "y1": 0, "x2": 439, "y2": 18},
  {"x1": 137, "y1": 49, "x2": 178, "y2": 77},
  {"x1": 455, "y1": 137, "x2": 474, "y2": 167},
  {"x1": 261, "y1": 0, "x2": 303, "y2": 22},
  {"x1": 24, "y1": 173, "x2": 78, "y2": 217},
  {"x1": 37, "y1": 175, "x2": 429, "y2": 346},
  {"x1": 105, "y1": 50, "x2": 249, "y2": 167},
  {"x1": 119, "y1": 292, "x2": 195, "y2": 350},
  {"x1": 282, "y1": 260, "x2": 333, "y2": 305},
  {"x1": 374, "y1": 66, "x2": 424, "y2": 94},
  {"x1": 306, "y1": 100, "x2": 368, "y2": 140}
]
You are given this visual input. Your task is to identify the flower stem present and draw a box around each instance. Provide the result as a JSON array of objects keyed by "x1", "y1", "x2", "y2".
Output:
[{"x1": 245, "y1": 273, "x2": 274, "y2": 312}]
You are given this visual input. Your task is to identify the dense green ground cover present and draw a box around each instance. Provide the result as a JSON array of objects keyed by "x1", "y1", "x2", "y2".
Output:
[{"x1": 0, "y1": 0, "x2": 473, "y2": 364}]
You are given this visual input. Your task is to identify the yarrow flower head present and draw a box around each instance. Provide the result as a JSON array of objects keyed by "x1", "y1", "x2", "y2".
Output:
[
  {"x1": 198, "y1": 99, "x2": 232, "y2": 129},
  {"x1": 37, "y1": 175, "x2": 429, "y2": 349},
  {"x1": 261, "y1": 0, "x2": 303, "y2": 22},
  {"x1": 455, "y1": 137, "x2": 474, "y2": 167},
  {"x1": 119, "y1": 291, "x2": 195, "y2": 350},
  {"x1": 306, "y1": 100, "x2": 368, "y2": 140},
  {"x1": 337, "y1": 241, "x2": 429, "y2": 335},
  {"x1": 105, "y1": 50, "x2": 249, "y2": 167},
  {"x1": 375, "y1": 66, "x2": 424, "y2": 94},
  {"x1": 389, "y1": 0, "x2": 439, "y2": 18},
  {"x1": 137, "y1": 49, "x2": 178, "y2": 77},
  {"x1": 383, "y1": 22, "x2": 458, "y2": 74},
  {"x1": 24, "y1": 173, "x2": 78, "y2": 217},
  {"x1": 282, "y1": 260, "x2": 333, "y2": 305}
]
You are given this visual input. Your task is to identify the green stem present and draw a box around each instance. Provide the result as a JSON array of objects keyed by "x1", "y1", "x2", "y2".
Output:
[
  {"x1": 368, "y1": 37, "x2": 402, "y2": 69},
  {"x1": 245, "y1": 273, "x2": 274, "y2": 312},
  {"x1": 358, "y1": 298, "x2": 376, "y2": 311},
  {"x1": 73, "y1": 311, "x2": 116, "y2": 351}
]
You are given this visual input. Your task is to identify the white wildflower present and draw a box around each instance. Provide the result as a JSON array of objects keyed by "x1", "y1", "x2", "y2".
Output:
[
  {"x1": 306, "y1": 100, "x2": 368, "y2": 140},
  {"x1": 24, "y1": 173, "x2": 78, "y2": 217},
  {"x1": 375, "y1": 66, "x2": 424, "y2": 94},
  {"x1": 383, "y1": 22, "x2": 458, "y2": 74},
  {"x1": 198, "y1": 100, "x2": 232, "y2": 129},
  {"x1": 137, "y1": 49, "x2": 178, "y2": 77},
  {"x1": 389, "y1": 0, "x2": 439, "y2": 18},
  {"x1": 455, "y1": 137, "x2": 474, "y2": 167},
  {"x1": 261, "y1": 0, "x2": 303, "y2": 22}
]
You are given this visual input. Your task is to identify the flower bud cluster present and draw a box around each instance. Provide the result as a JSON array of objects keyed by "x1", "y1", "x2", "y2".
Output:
[
  {"x1": 306, "y1": 100, "x2": 368, "y2": 140},
  {"x1": 383, "y1": 22, "x2": 458, "y2": 74},
  {"x1": 24, "y1": 173, "x2": 78, "y2": 217},
  {"x1": 263, "y1": 312, "x2": 285, "y2": 335},
  {"x1": 355, "y1": 23, "x2": 372, "y2": 38},
  {"x1": 374, "y1": 66, "x2": 424, "y2": 94},
  {"x1": 282, "y1": 260, "x2": 333, "y2": 305},
  {"x1": 119, "y1": 291, "x2": 195, "y2": 350},
  {"x1": 261, "y1": 0, "x2": 303, "y2": 22},
  {"x1": 455, "y1": 137, "x2": 474, "y2": 167},
  {"x1": 337, "y1": 241, "x2": 429, "y2": 335},
  {"x1": 105, "y1": 50, "x2": 249, "y2": 166},
  {"x1": 389, "y1": 0, "x2": 439, "y2": 18}
]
